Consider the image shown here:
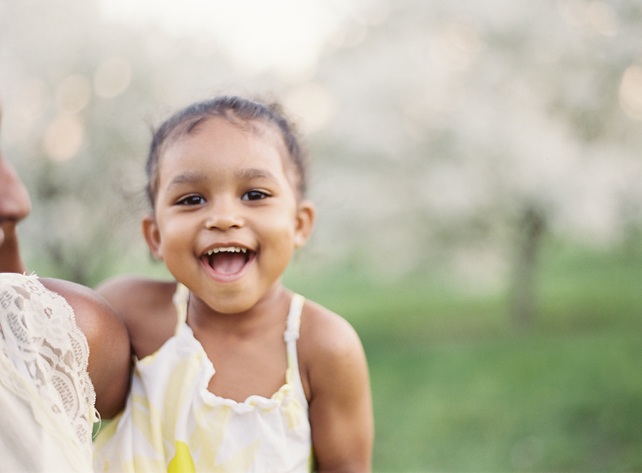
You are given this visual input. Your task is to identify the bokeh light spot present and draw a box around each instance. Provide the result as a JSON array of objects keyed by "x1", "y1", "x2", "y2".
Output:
[
  {"x1": 94, "y1": 57, "x2": 132, "y2": 98},
  {"x1": 43, "y1": 114, "x2": 84, "y2": 161},
  {"x1": 55, "y1": 74, "x2": 91, "y2": 114},
  {"x1": 619, "y1": 65, "x2": 642, "y2": 120}
]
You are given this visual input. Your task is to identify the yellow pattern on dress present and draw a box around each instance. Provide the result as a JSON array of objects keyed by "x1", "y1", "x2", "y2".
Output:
[{"x1": 168, "y1": 441, "x2": 194, "y2": 473}]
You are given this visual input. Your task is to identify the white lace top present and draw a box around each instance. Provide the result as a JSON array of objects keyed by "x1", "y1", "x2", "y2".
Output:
[{"x1": 0, "y1": 273, "x2": 96, "y2": 472}]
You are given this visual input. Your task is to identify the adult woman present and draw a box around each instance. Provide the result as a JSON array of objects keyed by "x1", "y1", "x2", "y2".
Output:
[{"x1": 0, "y1": 100, "x2": 131, "y2": 472}]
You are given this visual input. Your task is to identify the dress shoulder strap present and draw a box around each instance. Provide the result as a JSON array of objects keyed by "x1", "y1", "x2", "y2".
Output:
[
  {"x1": 171, "y1": 282, "x2": 189, "y2": 336},
  {"x1": 284, "y1": 293, "x2": 305, "y2": 344},
  {"x1": 283, "y1": 294, "x2": 307, "y2": 405}
]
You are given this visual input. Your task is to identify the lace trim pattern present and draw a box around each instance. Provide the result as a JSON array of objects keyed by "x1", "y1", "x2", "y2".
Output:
[{"x1": 0, "y1": 273, "x2": 96, "y2": 463}]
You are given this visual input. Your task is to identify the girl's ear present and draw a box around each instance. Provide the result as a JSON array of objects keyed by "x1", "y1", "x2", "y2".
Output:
[
  {"x1": 142, "y1": 214, "x2": 163, "y2": 259},
  {"x1": 294, "y1": 200, "x2": 316, "y2": 248}
]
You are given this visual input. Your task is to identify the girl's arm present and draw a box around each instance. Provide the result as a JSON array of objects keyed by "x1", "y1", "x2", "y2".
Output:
[{"x1": 303, "y1": 304, "x2": 374, "y2": 473}]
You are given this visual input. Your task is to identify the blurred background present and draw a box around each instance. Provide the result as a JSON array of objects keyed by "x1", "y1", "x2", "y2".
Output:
[{"x1": 2, "y1": 0, "x2": 642, "y2": 471}]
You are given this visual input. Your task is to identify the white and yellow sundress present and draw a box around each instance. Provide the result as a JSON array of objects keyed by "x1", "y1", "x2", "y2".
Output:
[{"x1": 93, "y1": 285, "x2": 313, "y2": 473}]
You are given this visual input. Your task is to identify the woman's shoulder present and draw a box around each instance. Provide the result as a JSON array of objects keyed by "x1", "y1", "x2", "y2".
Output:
[
  {"x1": 38, "y1": 277, "x2": 125, "y2": 337},
  {"x1": 38, "y1": 277, "x2": 132, "y2": 418},
  {"x1": 39, "y1": 276, "x2": 110, "y2": 313}
]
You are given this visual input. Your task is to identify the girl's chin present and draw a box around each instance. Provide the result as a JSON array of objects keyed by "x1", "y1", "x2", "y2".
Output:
[{"x1": 200, "y1": 297, "x2": 258, "y2": 315}]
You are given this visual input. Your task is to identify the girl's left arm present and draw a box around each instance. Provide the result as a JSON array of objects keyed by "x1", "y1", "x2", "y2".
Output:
[{"x1": 304, "y1": 307, "x2": 374, "y2": 473}]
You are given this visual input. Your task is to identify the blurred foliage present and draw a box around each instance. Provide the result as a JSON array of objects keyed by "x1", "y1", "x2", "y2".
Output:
[
  {"x1": 0, "y1": 0, "x2": 640, "y2": 291},
  {"x1": 284, "y1": 240, "x2": 642, "y2": 472}
]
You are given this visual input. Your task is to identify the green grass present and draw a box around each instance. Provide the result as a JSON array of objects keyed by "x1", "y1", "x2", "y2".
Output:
[
  {"x1": 366, "y1": 332, "x2": 642, "y2": 472},
  {"x1": 283, "y1": 241, "x2": 642, "y2": 472}
]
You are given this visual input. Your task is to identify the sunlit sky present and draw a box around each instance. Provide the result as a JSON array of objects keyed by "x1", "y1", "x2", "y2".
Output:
[{"x1": 97, "y1": 0, "x2": 381, "y2": 77}]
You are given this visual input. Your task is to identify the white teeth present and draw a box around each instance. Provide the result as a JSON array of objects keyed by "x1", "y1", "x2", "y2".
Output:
[{"x1": 205, "y1": 246, "x2": 247, "y2": 256}]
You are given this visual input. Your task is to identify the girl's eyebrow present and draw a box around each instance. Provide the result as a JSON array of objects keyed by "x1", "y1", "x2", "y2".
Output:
[
  {"x1": 166, "y1": 171, "x2": 208, "y2": 190},
  {"x1": 165, "y1": 168, "x2": 278, "y2": 192},
  {"x1": 236, "y1": 168, "x2": 277, "y2": 182}
]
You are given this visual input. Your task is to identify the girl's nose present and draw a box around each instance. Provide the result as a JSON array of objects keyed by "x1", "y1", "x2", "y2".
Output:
[
  {"x1": 205, "y1": 198, "x2": 243, "y2": 231},
  {"x1": 0, "y1": 153, "x2": 31, "y2": 224}
]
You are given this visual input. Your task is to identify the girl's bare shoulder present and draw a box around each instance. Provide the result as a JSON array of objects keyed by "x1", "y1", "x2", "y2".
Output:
[
  {"x1": 96, "y1": 275, "x2": 176, "y2": 318},
  {"x1": 299, "y1": 299, "x2": 362, "y2": 353},
  {"x1": 298, "y1": 298, "x2": 368, "y2": 393},
  {"x1": 96, "y1": 275, "x2": 179, "y2": 358}
]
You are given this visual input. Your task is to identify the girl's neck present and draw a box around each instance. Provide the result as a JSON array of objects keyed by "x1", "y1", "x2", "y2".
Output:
[{"x1": 186, "y1": 283, "x2": 291, "y2": 336}]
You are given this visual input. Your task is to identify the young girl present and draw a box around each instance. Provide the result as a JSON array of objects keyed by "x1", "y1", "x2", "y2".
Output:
[{"x1": 93, "y1": 96, "x2": 374, "y2": 472}]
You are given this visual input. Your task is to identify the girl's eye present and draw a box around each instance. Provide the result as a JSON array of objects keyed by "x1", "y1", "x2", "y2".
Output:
[
  {"x1": 242, "y1": 190, "x2": 269, "y2": 201},
  {"x1": 176, "y1": 195, "x2": 206, "y2": 206}
]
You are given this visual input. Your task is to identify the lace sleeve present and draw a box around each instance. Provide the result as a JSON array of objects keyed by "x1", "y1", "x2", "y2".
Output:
[{"x1": 0, "y1": 273, "x2": 97, "y2": 467}]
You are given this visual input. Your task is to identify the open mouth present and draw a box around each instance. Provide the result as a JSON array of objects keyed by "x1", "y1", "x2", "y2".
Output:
[{"x1": 201, "y1": 246, "x2": 255, "y2": 276}]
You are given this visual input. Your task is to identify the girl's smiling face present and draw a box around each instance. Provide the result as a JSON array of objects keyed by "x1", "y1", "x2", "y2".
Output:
[{"x1": 143, "y1": 116, "x2": 314, "y2": 314}]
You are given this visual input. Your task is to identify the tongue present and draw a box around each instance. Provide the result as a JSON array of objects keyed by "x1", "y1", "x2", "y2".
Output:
[{"x1": 209, "y1": 252, "x2": 247, "y2": 275}]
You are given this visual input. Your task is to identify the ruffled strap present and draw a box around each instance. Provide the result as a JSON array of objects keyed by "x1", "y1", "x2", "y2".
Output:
[
  {"x1": 283, "y1": 294, "x2": 308, "y2": 407},
  {"x1": 172, "y1": 282, "x2": 190, "y2": 336},
  {"x1": 284, "y1": 293, "x2": 305, "y2": 345}
]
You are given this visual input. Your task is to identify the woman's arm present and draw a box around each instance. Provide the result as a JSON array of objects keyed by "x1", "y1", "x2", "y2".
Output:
[{"x1": 40, "y1": 278, "x2": 132, "y2": 419}]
